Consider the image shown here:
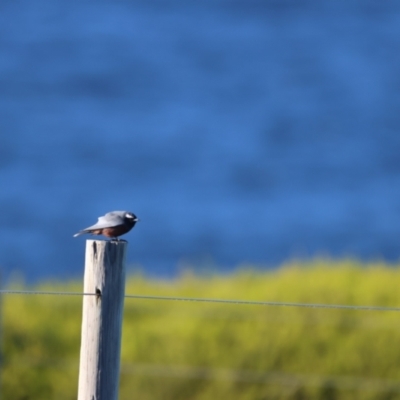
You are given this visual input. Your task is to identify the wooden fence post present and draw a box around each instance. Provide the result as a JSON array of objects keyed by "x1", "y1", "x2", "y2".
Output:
[{"x1": 77, "y1": 240, "x2": 127, "y2": 400}]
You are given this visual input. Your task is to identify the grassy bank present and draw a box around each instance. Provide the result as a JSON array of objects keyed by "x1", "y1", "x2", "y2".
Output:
[{"x1": 3, "y1": 260, "x2": 400, "y2": 400}]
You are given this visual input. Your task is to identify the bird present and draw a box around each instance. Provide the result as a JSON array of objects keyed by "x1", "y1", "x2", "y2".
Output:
[{"x1": 73, "y1": 211, "x2": 139, "y2": 240}]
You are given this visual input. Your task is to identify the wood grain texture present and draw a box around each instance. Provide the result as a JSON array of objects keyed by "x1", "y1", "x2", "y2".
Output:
[{"x1": 78, "y1": 240, "x2": 127, "y2": 400}]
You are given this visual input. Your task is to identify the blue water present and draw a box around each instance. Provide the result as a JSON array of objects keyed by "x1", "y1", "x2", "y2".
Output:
[{"x1": 1, "y1": 1, "x2": 400, "y2": 280}]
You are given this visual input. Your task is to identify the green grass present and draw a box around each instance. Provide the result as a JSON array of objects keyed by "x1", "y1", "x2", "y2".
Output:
[{"x1": 4, "y1": 260, "x2": 400, "y2": 400}]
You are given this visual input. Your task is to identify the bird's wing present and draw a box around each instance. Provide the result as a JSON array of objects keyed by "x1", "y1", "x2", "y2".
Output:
[
  {"x1": 73, "y1": 211, "x2": 128, "y2": 236},
  {"x1": 80, "y1": 213, "x2": 125, "y2": 231}
]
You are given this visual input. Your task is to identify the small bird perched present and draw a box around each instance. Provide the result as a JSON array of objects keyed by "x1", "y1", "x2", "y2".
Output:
[{"x1": 73, "y1": 211, "x2": 139, "y2": 240}]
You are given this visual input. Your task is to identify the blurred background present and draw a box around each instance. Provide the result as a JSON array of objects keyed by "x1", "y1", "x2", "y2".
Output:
[{"x1": 1, "y1": 0, "x2": 400, "y2": 281}]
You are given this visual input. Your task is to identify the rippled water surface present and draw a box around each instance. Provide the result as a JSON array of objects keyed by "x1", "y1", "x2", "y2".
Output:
[{"x1": 1, "y1": 1, "x2": 400, "y2": 279}]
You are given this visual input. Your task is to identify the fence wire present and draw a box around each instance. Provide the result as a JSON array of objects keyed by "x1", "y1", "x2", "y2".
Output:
[
  {"x1": 1, "y1": 289, "x2": 400, "y2": 312},
  {"x1": 119, "y1": 363, "x2": 400, "y2": 393}
]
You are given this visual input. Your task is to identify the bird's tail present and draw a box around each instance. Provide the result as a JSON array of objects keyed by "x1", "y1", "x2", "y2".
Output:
[{"x1": 73, "y1": 231, "x2": 86, "y2": 237}]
